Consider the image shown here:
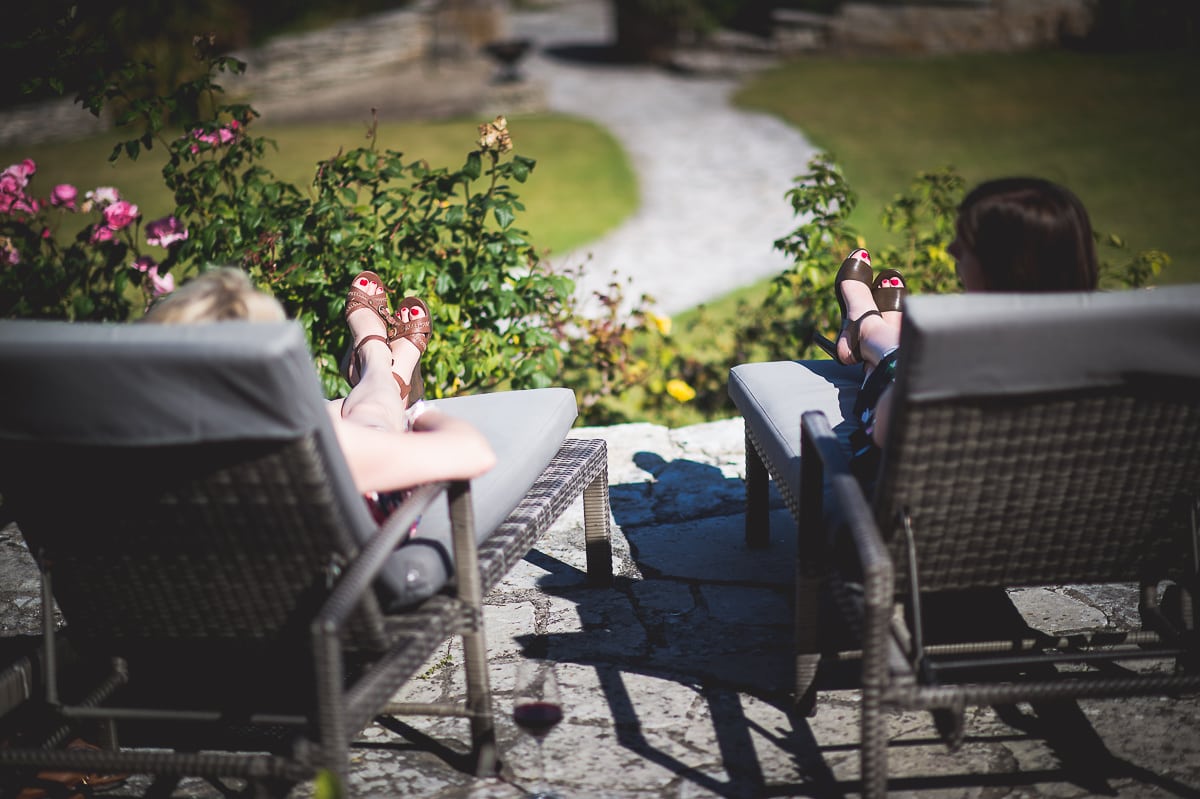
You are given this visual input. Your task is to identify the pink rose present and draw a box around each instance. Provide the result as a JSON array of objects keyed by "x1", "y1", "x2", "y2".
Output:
[
  {"x1": 145, "y1": 215, "x2": 188, "y2": 247},
  {"x1": 131, "y1": 255, "x2": 157, "y2": 272},
  {"x1": 0, "y1": 173, "x2": 24, "y2": 198},
  {"x1": 148, "y1": 266, "x2": 175, "y2": 295},
  {"x1": 1, "y1": 191, "x2": 38, "y2": 217},
  {"x1": 90, "y1": 224, "x2": 115, "y2": 244},
  {"x1": 2, "y1": 160, "x2": 35, "y2": 187},
  {"x1": 49, "y1": 184, "x2": 77, "y2": 209},
  {"x1": 189, "y1": 122, "x2": 240, "y2": 149},
  {"x1": 103, "y1": 200, "x2": 139, "y2": 230}
]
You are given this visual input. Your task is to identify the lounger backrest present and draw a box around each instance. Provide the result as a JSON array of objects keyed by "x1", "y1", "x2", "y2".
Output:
[
  {"x1": 874, "y1": 287, "x2": 1200, "y2": 593},
  {"x1": 0, "y1": 319, "x2": 387, "y2": 651}
]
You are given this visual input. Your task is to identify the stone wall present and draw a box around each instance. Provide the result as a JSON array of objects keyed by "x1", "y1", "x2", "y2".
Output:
[
  {"x1": 826, "y1": 0, "x2": 1096, "y2": 55},
  {"x1": 0, "y1": 0, "x2": 506, "y2": 146},
  {"x1": 220, "y1": 1, "x2": 438, "y2": 103}
]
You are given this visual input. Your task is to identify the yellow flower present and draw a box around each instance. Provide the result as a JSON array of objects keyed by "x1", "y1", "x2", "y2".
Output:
[
  {"x1": 927, "y1": 243, "x2": 950, "y2": 264},
  {"x1": 648, "y1": 312, "x2": 672, "y2": 336},
  {"x1": 856, "y1": 235, "x2": 867, "y2": 250},
  {"x1": 666, "y1": 378, "x2": 696, "y2": 403}
]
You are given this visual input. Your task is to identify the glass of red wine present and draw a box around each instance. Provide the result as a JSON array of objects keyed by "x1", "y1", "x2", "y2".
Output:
[{"x1": 512, "y1": 659, "x2": 564, "y2": 798}]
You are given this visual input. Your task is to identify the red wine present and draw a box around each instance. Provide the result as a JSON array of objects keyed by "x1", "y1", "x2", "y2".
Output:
[{"x1": 513, "y1": 701, "x2": 563, "y2": 737}]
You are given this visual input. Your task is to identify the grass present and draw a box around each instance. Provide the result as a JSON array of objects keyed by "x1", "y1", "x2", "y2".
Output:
[
  {"x1": 0, "y1": 113, "x2": 636, "y2": 258},
  {"x1": 733, "y1": 48, "x2": 1200, "y2": 285}
]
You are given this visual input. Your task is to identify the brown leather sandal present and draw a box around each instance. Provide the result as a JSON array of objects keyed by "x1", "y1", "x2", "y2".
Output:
[
  {"x1": 389, "y1": 297, "x2": 431, "y2": 404},
  {"x1": 342, "y1": 271, "x2": 396, "y2": 385}
]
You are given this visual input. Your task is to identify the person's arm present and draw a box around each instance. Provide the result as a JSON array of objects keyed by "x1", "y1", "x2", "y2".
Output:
[{"x1": 328, "y1": 407, "x2": 496, "y2": 495}]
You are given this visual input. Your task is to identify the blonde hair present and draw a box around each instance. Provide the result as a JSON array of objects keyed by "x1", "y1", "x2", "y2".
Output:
[{"x1": 143, "y1": 267, "x2": 286, "y2": 324}]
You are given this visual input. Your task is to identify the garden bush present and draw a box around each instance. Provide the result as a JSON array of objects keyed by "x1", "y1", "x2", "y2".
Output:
[
  {"x1": 0, "y1": 34, "x2": 650, "y2": 404},
  {"x1": 607, "y1": 153, "x2": 1168, "y2": 429}
]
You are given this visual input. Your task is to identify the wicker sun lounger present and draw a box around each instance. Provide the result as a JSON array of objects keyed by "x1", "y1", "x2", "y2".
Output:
[
  {"x1": 0, "y1": 319, "x2": 611, "y2": 796},
  {"x1": 732, "y1": 286, "x2": 1200, "y2": 797}
]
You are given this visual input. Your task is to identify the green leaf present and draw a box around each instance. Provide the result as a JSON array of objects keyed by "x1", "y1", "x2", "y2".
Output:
[
  {"x1": 72, "y1": 294, "x2": 95, "y2": 318},
  {"x1": 464, "y1": 151, "x2": 482, "y2": 180},
  {"x1": 510, "y1": 157, "x2": 530, "y2": 182},
  {"x1": 493, "y1": 206, "x2": 515, "y2": 229}
]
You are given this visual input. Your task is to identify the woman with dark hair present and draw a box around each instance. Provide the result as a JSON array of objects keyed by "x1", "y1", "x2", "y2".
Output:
[
  {"x1": 824, "y1": 177, "x2": 1099, "y2": 478},
  {"x1": 951, "y1": 177, "x2": 1099, "y2": 293}
]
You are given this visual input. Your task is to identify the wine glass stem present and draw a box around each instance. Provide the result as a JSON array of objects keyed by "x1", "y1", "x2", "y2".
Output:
[{"x1": 535, "y1": 739, "x2": 548, "y2": 796}]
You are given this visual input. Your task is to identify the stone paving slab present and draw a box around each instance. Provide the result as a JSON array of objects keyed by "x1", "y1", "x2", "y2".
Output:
[{"x1": 3, "y1": 417, "x2": 1200, "y2": 798}]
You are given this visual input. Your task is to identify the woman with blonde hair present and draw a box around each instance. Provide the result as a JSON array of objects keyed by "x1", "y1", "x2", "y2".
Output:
[{"x1": 144, "y1": 266, "x2": 495, "y2": 509}]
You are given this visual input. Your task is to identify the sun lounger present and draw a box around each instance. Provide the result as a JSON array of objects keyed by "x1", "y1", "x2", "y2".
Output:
[{"x1": 0, "y1": 318, "x2": 611, "y2": 795}]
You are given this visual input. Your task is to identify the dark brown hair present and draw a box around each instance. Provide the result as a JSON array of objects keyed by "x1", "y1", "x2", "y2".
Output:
[{"x1": 956, "y1": 177, "x2": 1098, "y2": 292}]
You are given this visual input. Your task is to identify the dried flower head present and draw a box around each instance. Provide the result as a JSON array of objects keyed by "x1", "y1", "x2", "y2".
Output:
[{"x1": 477, "y1": 116, "x2": 513, "y2": 154}]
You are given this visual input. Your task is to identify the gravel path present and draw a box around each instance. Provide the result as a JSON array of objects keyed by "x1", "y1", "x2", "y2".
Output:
[{"x1": 510, "y1": 0, "x2": 817, "y2": 315}]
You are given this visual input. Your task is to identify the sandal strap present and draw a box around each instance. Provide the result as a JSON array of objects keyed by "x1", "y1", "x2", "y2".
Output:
[
  {"x1": 351, "y1": 334, "x2": 390, "y2": 377},
  {"x1": 392, "y1": 319, "x2": 430, "y2": 354},
  {"x1": 392, "y1": 372, "x2": 411, "y2": 403},
  {"x1": 391, "y1": 298, "x2": 431, "y2": 354},
  {"x1": 872, "y1": 269, "x2": 908, "y2": 313},
  {"x1": 345, "y1": 271, "x2": 396, "y2": 336},
  {"x1": 845, "y1": 309, "x2": 882, "y2": 363}
]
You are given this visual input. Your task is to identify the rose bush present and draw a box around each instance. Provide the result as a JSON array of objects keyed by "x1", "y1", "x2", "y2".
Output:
[
  {"x1": 0, "y1": 159, "x2": 188, "y2": 319},
  {"x1": 1, "y1": 31, "x2": 659, "y2": 414}
]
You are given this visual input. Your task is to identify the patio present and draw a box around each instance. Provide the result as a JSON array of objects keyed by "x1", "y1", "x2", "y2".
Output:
[{"x1": 2, "y1": 416, "x2": 1199, "y2": 798}]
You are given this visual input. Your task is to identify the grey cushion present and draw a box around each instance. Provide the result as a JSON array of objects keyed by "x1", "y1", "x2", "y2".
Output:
[
  {"x1": 0, "y1": 320, "x2": 321, "y2": 445},
  {"x1": 0, "y1": 317, "x2": 381, "y2": 565},
  {"x1": 901, "y1": 286, "x2": 1200, "y2": 401},
  {"x1": 377, "y1": 387, "x2": 578, "y2": 609},
  {"x1": 728, "y1": 359, "x2": 863, "y2": 498}
]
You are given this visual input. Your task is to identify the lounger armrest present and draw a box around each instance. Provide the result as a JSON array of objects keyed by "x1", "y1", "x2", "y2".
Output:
[
  {"x1": 800, "y1": 412, "x2": 889, "y2": 576},
  {"x1": 318, "y1": 481, "x2": 452, "y2": 631},
  {"x1": 800, "y1": 412, "x2": 895, "y2": 686}
]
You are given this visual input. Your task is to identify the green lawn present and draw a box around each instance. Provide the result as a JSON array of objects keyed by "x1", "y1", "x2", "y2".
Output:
[
  {"x1": 0, "y1": 113, "x2": 636, "y2": 258},
  {"x1": 734, "y1": 49, "x2": 1200, "y2": 284}
]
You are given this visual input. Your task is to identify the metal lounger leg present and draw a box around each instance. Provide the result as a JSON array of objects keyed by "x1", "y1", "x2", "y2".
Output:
[
  {"x1": 449, "y1": 481, "x2": 499, "y2": 776},
  {"x1": 745, "y1": 429, "x2": 770, "y2": 549},
  {"x1": 582, "y1": 443, "x2": 614, "y2": 586}
]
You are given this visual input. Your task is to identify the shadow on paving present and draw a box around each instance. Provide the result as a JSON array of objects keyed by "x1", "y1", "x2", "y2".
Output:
[{"x1": 506, "y1": 453, "x2": 1199, "y2": 798}]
